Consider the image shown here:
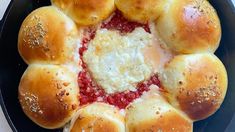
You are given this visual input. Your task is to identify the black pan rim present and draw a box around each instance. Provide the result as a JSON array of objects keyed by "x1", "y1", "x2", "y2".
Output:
[
  {"x1": 0, "y1": 0, "x2": 235, "y2": 132},
  {"x1": 0, "y1": 0, "x2": 17, "y2": 131}
]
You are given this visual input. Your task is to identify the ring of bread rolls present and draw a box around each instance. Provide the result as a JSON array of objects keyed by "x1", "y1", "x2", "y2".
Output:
[{"x1": 18, "y1": 0, "x2": 227, "y2": 131}]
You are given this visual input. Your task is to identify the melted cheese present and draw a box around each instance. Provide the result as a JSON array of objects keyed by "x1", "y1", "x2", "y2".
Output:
[
  {"x1": 143, "y1": 23, "x2": 173, "y2": 73},
  {"x1": 83, "y1": 28, "x2": 153, "y2": 93}
]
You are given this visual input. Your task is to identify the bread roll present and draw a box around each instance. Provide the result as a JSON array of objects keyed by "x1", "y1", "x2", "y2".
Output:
[
  {"x1": 115, "y1": 0, "x2": 166, "y2": 23},
  {"x1": 160, "y1": 53, "x2": 227, "y2": 121},
  {"x1": 51, "y1": 0, "x2": 115, "y2": 25},
  {"x1": 125, "y1": 88, "x2": 193, "y2": 132},
  {"x1": 68, "y1": 103, "x2": 125, "y2": 132},
  {"x1": 156, "y1": 0, "x2": 221, "y2": 53},
  {"x1": 17, "y1": 0, "x2": 227, "y2": 130},
  {"x1": 18, "y1": 6, "x2": 80, "y2": 65},
  {"x1": 18, "y1": 64, "x2": 79, "y2": 129}
]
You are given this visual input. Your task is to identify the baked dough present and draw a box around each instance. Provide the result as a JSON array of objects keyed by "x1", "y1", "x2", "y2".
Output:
[
  {"x1": 18, "y1": 6, "x2": 81, "y2": 129},
  {"x1": 18, "y1": 6, "x2": 80, "y2": 65},
  {"x1": 160, "y1": 53, "x2": 227, "y2": 121},
  {"x1": 19, "y1": 64, "x2": 79, "y2": 129},
  {"x1": 126, "y1": 88, "x2": 193, "y2": 132},
  {"x1": 51, "y1": 0, "x2": 115, "y2": 25},
  {"x1": 115, "y1": 0, "x2": 167, "y2": 23},
  {"x1": 156, "y1": 0, "x2": 221, "y2": 53},
  {"x1": 68, "y1": 103, "x2": 125, "y2": 132},
  {"x1": 17, "y1": 0, "x2": 227, "y2": 131}
]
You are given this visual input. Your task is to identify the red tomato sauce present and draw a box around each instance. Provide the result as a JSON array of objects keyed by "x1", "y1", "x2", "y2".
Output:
[
  {"x1": 101, "y1": 10, "x2": 151, "y2": 33},
  {"x1": 78, "y1": 10, "x2": 161, "y2": 109}
]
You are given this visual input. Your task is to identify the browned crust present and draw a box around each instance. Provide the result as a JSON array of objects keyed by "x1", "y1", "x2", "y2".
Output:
[
  {"x1": 127, "y1": 111, "x2": 192, "y2": 132},
  {"x1": 17, "y1": 0, "x2": 226, "y2": 130},
  {"x1": 18, "y1": 64, "x2": 79, "y2": 129},
  {"x1": 161, "y1": 54, "x2": 227, "y2": 121},
  {"x1": 175, "y1": 0, "x2": 220, "y2": 52},
  {"x1": 157, "y1": 0, "x2": 221, "y2": 53},
  {"x1": 125, "y1": 90, "x2": 193, "y2": 132},
  {"x1": 176, "y1": 56, "x2": 227, "y2": 120},
  {"x1": 71, "y1": 115, "x2": 120, "y2": 132},
  {"x1": 51, "y1": 0, "x2": 115, "y2": 25},
  {"x1": 115, "y1": 0, "x2": 166, "y2": 23},
  {"x1": 18, "y1": 6, "x2": 79, "y2": 64},
  {"x1": 70, "y1": 103, "x2": 125, "y2": 132}
]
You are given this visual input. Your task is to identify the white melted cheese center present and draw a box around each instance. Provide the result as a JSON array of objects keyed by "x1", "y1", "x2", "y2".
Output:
[{"x1": 83, "y1": 28, "x2": 153, "y2": 93}]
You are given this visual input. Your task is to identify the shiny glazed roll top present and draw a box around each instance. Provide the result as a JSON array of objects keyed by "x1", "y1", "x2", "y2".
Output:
[
  {"x1": 18, "y1": 6, "x2": 80, "y2": 65},
  {"x1": 160, "y1": 53, "x2": 227, "y2": 121},
  {"x1": 67, "y1": 103, "x2": 125, "y2": 132},
  {"x1": 51, "y1": 0, "x2": 115, "y2": 25},
  {"x1": 115, "y1": 0, "x2": 167, "y2": 23},
  {"x1": 18, "y1": 64, "x2": 79, "y2": 129},
  {"x1": 125, "y1": 88, "x2": 193, "y2": 132},
  {"x1": 156, "y1": 0, "x2": 221, "y2": 53}
]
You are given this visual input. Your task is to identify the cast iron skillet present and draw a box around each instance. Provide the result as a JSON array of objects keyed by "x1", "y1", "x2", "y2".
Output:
[{"x1": 0, "y1": 0, "x2": 235, "y2": 132}]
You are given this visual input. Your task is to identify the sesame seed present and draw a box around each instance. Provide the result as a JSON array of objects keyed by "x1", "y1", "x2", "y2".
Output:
[{"x1": 23, "y1": 15, "x2": 48, "y2": 49}]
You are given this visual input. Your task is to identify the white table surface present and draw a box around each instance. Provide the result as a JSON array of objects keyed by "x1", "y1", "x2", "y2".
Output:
[
  {"x1": 1, "y1": 0, "x2": 235, "y2": 132},
  {"x1": 0, "y1": 107, "x2": 11, "y2": 132}
]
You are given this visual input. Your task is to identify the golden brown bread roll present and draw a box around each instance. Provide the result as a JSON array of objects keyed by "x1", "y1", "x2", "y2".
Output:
[
  {"x1": 125, "y1": 88, "x2": 193, "y2": 132},
  {"x1": 18, "y1": 64, "x2": 79, "y2": 129},
  {"x1": 18, "y1": 6, "x2": 80, "y2": 65},
  {"x1": 68, "y1": 103, "x2": 125, "y2": 132},
  {"x1": 156, "y1": 0, "x2": 221, "y2": 53},
  {"x1": 17, "y1": 0, "x2": 227, "y2": 131},
  {"x1": 115, "y1": 0, "x2": 166, "y2": 23},
  {"x1": 160, "y1": 53, "x2": 227, "y2": 121},
  {"x1": 51, "y1": 0, "x2": 115, "y2": 25}
]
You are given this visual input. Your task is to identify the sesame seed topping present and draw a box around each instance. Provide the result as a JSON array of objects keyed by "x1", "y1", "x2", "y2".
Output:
[
  {"x1": 23, "y1": 15, "x2": 47, "y2": 49},
  {"x1": 22, "y1": 92, "x2": 42, "y2": 113}
]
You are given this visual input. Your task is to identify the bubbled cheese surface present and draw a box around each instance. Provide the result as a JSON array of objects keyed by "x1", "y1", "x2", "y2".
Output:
[{"x1": 83, "y1": 28, "x2": 153, "y2": 93}]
